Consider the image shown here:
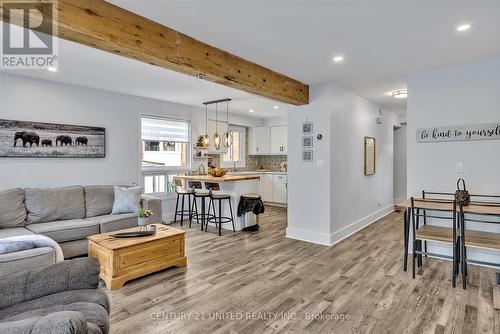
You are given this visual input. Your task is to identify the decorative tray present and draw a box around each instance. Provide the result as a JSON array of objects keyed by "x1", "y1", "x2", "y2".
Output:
[{"x1": 112, "y1": 231, "x2": 155, "y2": 238}]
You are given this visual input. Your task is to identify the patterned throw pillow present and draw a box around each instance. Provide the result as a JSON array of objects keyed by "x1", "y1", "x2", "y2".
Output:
[{"x1": 111, "y1": 186, "x2": 143, "y2": 214}]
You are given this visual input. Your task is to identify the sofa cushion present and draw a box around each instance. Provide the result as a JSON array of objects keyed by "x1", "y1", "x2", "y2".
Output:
[
  {"x1": 90, "y1": 213, "x2": 137, "y2": 233},
  {"x1": 0, "y1": 227, "x2": 34, "y2": 238},
  {"x1": 0, "y1": 289, "x2": 110, "y2": 321},
  {"x1": 0, "y1": 247, "x2": 55, "y2": 278},
  {"x1": 84, "y1": 185, "x2": 114, "y2": 218},
  {"x1": 25, "y1": 219, "x2": 99, "y2": 243},
  {"x1": 25, "y1": 186, "x2": 86, "y2": 224},
  {"x1": 0, "y1": 302, "x2": 109, "y2": 334},
  {"x1": 0, "y1": 188, "x2": 27, "y2": 228}
]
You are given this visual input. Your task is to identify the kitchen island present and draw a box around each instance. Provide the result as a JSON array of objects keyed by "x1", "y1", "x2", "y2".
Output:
[{"x1": 173, "y1": 174, "x2": 261, "y2": 231}]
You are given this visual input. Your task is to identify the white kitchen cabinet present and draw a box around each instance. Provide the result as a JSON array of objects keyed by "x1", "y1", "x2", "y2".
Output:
[
  {"x1": 271, "y1": 174, "x2": 287, "y2": 204},
  {"x1": 248, "y1": 127, "x2": 271, "y2": 155},
  {"x1": 207, "y1": 120, "x2": 228, "y2": 154},
  {"x1": 261, "y1": 174, "x2": 274, "y2": 202},
  {"x1": 270, "y1": 126, "x2": 287, "y2": 155}
]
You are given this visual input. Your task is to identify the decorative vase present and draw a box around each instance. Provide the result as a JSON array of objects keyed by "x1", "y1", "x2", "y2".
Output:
[{"x1": 138, "y1": 217, "x2": 149, "y2": 227}]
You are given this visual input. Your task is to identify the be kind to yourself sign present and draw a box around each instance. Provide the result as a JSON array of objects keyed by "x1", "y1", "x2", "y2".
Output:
[{"x1": 417, "y1": 123, "x2": 500, "y2": 143}]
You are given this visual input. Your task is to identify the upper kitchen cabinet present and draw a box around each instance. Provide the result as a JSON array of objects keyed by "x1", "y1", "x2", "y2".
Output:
[
  {"x1": 270, "y1": 126, "x2": 287, "y2": 154},
  {"x1": 207, "y1": 120, "x2": 228, "y2": 154},
  {"x1": 248, "y1": 126, "x2": 287, "y2": 155},
  {"x1": 248, "y1": 126, "x2": 271, "y2": 155}
]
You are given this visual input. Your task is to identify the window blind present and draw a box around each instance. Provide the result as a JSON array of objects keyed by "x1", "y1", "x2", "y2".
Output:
[{"x1": 141, "y1": 117, "x2": 189, "y2": 143}]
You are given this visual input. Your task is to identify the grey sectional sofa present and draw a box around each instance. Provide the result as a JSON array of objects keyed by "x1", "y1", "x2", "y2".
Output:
[
  {"x1": 0, "y1": 257, "x2": 109, "y2": 334},
  {"x1": 0, "y1": 185, "x2": 162, "y2": 276}
]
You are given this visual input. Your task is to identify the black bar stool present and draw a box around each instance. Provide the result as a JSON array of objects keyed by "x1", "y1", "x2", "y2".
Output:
[
  {"x1": 173, "y1": 178, "x2": 194, "y2": 227},
  {"x1": 205, "y1": 182, "x2": 235, "y2": 236},
  {"x1": 188, "y1": 181, "x2": 213, "y2": 230}
]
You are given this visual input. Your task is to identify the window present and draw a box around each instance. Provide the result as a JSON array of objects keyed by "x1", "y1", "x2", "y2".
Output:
[
  {"x1": 221, "y1": 126, "x2": 246, "y2": 168},
  {"x1": 141, "y1": 116, "x2": 191, "y2": 195}
]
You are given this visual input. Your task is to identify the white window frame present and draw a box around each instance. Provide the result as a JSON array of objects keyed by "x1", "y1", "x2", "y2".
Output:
[
  {"x1": 220, "y1": 125, "x2": 246, "y2": 168},
  {"x1": 140, "y1": 115, "x2": 192, "y2": 198}
]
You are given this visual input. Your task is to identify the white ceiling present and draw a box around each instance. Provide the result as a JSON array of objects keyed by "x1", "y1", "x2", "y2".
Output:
[
  {"x1": 108, "y1": 0, "x2": 500, "y2": 114},
  {"x1": 5, "y1": 36, "x2": 289, "y2": 119},
  {"x1": 7, "y1": 1, "x2": 500, "y2": 116}
]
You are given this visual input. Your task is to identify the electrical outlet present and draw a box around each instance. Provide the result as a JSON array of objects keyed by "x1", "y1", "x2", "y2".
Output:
[{"x1": 456, "y1": 162, "x2": 464, "y2": 173}]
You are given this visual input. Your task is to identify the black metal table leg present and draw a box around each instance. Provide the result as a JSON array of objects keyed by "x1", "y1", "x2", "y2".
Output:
[
  {"x1": 461, "y1": 210, "x2": 467, "y2": 289},
  {"x1": 403, "y1": 208, "x2": 409, "y2": 271},
  {"x1": 416, "y1": 208, "x2": 422, "y2": 267}
]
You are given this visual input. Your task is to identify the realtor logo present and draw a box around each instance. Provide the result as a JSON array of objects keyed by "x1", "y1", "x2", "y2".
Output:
[{"x1": 1, "y1": 0, "x2": 58, "y2": 69}]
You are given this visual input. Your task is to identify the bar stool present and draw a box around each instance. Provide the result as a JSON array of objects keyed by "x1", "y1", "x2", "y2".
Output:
[
  {"x1": 173, "y1": 178, "x2": 194, "y2": 227},
  {"x1": 188, "y1": 181, "x2": 212, "y2": 230},
  {"x1": 205, "y1": 182, "x2": 235, "y2": 236}
]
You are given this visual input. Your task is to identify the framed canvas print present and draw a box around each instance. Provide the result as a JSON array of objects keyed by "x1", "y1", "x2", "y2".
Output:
[
  {"x1": 302, "y1": 136, "x2": 313, "y2": 148},
  {"x1": 364, "y1": 136, "x2": 376, "y2": 175},
  {"x1": 302, "y1": 122, "x2": 313, "y2": 135},
  {"x1": 0, "y1": 119, "x2": 106, "y2": 158},
  {"x1": 302, "y1": 149, "x2": 313, "y2": 162}
]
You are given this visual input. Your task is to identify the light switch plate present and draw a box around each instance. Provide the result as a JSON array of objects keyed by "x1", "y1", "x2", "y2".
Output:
[
  {"x1": 456, "y1": 162, "x2": 464, "y2": 173},
  {"x1": 316, "y1": 160, "x2": 325, "y2": 168}
]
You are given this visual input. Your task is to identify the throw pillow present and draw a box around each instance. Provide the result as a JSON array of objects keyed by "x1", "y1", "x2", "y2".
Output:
[{"x1": 111, "y1": 186, "x2": 143, "y2": 214}]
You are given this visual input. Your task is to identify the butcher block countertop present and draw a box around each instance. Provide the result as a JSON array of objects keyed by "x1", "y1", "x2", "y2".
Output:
[{"x1": 174, "y1": 174, "x2": 260, "y2": 182}]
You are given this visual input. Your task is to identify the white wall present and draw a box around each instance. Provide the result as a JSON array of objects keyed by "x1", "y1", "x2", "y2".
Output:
[
  {"x1": 264, "y1": 115, "x2": 287, "y2": 126},
  {"x1": 393, "y1": 124, "x2": 407, "y2": 203},
  {"x1": 287, "y1": 82, "x2": 332, "y2": 245},
  {"x1": 330, "y1": 85, "x2": 397, "y2": 244},
  {"x1": 0, "y1": 73, "x2": 191, "y2": 190},
  {"x1": 407, "y1": 58, "x2": 500, "y2": 263},
  {"x1": 286, "y1": 81, "x2": 396, "y2": 246},
  {"x1": 0, "y1": 73, "x2": 268, "y2": 221}
]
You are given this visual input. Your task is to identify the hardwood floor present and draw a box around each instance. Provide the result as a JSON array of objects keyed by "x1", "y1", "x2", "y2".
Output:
[{"x1": 108, "y1": 207, "x2": 500, "y2": 334}]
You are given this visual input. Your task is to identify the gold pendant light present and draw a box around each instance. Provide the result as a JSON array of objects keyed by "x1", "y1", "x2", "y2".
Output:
[
  {"x1": 223, "y1": 99, "x2": 233, "y2": 148},
  {"x1": 202, "y1": 104, "x2": 210, "y2": 147},
  {"x1": 213, "y1": 103, "x2": 221, "y2": 150}
]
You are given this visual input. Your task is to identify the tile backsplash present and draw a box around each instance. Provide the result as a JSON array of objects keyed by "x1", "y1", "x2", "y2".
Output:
[
  {"x1": 206, "y1": 128, "x2": 287, "y2": 172},
  {"x1": 208, "y1": 154, "x2": 287, "y2": 172},
  {"x1": 248, "y1": 155, "x2": 287, "y2": 171}
]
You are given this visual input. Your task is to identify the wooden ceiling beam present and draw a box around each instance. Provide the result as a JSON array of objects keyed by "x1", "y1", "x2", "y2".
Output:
[{"x1": 1, "y1": 0, "x2": 309, "y2": 105}]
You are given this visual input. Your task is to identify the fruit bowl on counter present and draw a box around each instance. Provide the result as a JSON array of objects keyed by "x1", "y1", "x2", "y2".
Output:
[{"x1": 208, "y1": 167, "x2": 227, "y2": 177}]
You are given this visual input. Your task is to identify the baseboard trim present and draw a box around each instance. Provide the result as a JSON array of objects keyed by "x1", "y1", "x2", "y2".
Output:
[
  {"x1": 329, "y1": 204, "x2": 395, "y2": 246},
  {"x1": 285, "y1": 227, "x2": 332, "y2": 246},
  {"x1": 286, "y1": 205, "x2": 395, "y2": 247}
]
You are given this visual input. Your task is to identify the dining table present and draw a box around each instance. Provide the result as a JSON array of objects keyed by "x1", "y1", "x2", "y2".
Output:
[{"x1": 399, "y1": 198, "x2": 500, "y2": 271}]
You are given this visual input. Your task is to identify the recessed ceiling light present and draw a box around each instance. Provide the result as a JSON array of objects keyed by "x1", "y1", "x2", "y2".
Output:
[
  {"x1": 47, "y1": 66, "x2": 57, "y2": 72},
  {"x1": 456, "y1": 24, "x2": 471, "y2": 32},
  {"x1": 273, "y1": 106, "x2": 279, "y2": 109},
  {"x1": 249, "y1": 109, "x2": 254, "y2": 113},
  {"x1": 391, "y1": 89, "x2": 407, "y2": 99},
  {"x1": 333, "y1": 55, "x2": 344, "y2": 63}
]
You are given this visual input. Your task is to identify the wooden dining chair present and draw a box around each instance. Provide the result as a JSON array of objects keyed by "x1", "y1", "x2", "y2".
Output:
[
  {"x1": 458, "y1": 195, "x2": 500, "y2": 289},
  {"x1": 411, "y1": 198, "x2": 459, "y2": 287}
]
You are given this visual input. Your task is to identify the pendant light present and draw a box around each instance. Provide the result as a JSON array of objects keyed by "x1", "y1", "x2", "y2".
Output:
[
  {"x1": 213, "y1": 103, "x2": 221, "y2": 150},
  {"x1": 202, "y1": 104, "x2": 210, "y2": 147},
  {"x1": 223, "y1": 99, "x2": 233, "y2": 148}
]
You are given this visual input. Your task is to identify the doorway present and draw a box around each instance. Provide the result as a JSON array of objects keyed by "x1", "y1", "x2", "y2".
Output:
[{"x1": 393, "y1": 124, "x2": 407, "y2": 204}]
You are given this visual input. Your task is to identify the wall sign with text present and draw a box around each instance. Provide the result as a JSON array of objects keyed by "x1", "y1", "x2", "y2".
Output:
[{"x1": 416, "y1": 123, "x2": 500, "y2": 143}]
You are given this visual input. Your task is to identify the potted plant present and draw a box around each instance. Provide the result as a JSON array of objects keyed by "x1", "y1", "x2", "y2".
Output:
[{"x1": 137, "y1": 209, "x2": 153, "y2": 227}]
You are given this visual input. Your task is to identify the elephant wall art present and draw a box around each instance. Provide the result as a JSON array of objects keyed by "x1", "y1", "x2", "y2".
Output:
[{"x1": 0, "y1": 119, "x2": 105, "y2": 158}]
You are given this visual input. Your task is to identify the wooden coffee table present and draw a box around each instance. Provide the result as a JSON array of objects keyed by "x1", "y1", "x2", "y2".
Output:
[{"x1": 87, "y1": 224, "x2": 187, "y2": 290}]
